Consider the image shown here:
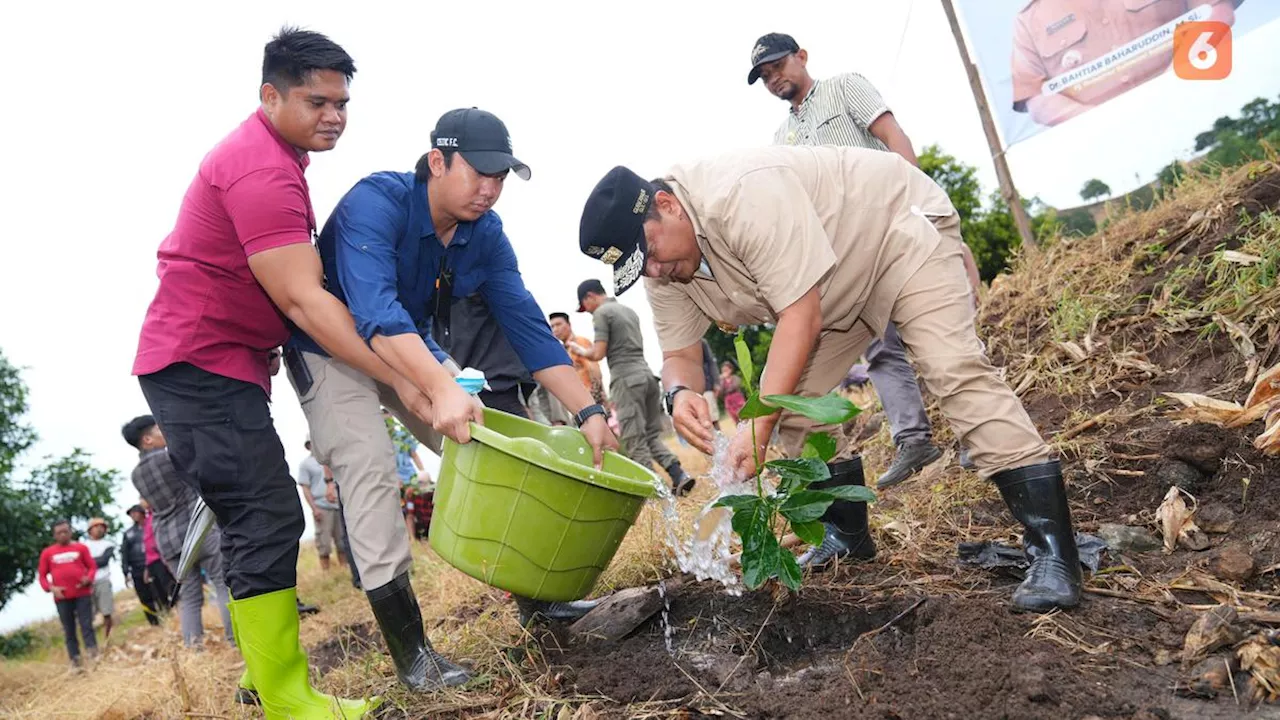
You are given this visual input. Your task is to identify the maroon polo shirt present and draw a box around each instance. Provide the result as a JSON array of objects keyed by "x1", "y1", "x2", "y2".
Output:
[{"x1": 133, "y1": 108, "x2": 317, "y2": 395}]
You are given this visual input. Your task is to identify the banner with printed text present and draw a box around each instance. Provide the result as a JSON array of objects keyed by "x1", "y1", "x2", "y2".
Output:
[{"x1": 952, "y1": 0, "x2": 1280, "y2": 147}]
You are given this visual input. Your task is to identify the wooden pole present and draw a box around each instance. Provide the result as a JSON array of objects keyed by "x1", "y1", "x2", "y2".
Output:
[{"x1": 940, "y1": 0, "x2": 1037, "y2": 248}]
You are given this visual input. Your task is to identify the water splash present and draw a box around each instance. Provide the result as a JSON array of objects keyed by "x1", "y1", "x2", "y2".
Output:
[
  {"x1": 652, "y1": 431, "x2": 769, "y2": 597},
  {"x1": 657, "y1": 579, "x2": 674, "y2": 655}
]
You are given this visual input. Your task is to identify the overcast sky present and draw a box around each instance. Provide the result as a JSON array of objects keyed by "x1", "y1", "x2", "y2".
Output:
[{"x1": 2, "y1": 1, "x2": 1277, "y2": 629}]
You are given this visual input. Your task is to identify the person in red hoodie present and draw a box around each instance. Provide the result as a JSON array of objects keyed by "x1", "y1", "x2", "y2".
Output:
[{"x1": 37, "y1": 520, "x2": 97, "y2": 667}]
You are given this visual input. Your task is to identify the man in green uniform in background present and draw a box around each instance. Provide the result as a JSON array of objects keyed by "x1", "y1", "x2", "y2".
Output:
[{"x1": 572, "y1": 279, "x2": 694, "y2": 496}]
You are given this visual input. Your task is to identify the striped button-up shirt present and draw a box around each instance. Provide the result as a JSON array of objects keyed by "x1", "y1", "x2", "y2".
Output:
[
  {"x1": 772, "y1": 73, "x2": 890, "y2": 150},
  {"x1": 130, "y1": 448, "x2": 198, "y2": 565}
]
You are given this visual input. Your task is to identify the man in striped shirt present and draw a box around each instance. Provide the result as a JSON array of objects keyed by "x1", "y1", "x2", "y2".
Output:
[{"x1": 749, "y1": 32, "x2": 981, "y2": 490}]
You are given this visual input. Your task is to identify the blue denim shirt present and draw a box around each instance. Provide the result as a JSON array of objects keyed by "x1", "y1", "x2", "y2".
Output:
[{"x1": 289, "y1": 171, "x2": 569, "y2": 376}]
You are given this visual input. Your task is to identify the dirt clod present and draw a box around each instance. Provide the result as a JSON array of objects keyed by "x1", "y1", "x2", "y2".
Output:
[
  {"x1": 1181, "y1": 655, "x2": 1236, "y2": 698},
  {"x1": 1197, "y1": 503, "x2": 1238, "y2": 534},
  {"x1": 1169, "y1": 425, "x2": 1229, "y2": 476},
  {"x1": 307, "y1": 622, "x2": 381, "y2": 676},
  {"x1": 1207, "y1": 543, "x2": 1256, "y2": 582},
  {"x1": 1159, "y1": 459, "x2": 1206, "y2": 493}
]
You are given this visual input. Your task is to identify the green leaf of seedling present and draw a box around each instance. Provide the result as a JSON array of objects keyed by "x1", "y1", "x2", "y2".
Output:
[
  {"x1": 779, "y1": 490, "x2": 836, "y2": 524},
  {"x1": 734, "y1": 332, "x2": 755, "y2": 396},
  {"x1": 761, "y1": 394, "x2": 861, "y2": 425},
  {"x1": 801, "y1": 432, "x2": 837, "y2": 462},
  {"x1": 766, "y1": 458, "x2": 831, "y2": 494},
  {"x1": 730, "y1": 499, "x2": 770, "y2": 548},
  {"x1": 820, "y1": 485, "x2": 878, "y2": 504},
  {"x1": 740, "y1": 525, "x2": 781, "y2": 590},
  {"x1": 738, "y1": 394, "x2": 778, "y2": 420},
  {"x1": 777, "y1": 549, "x2": 803, "y2": 591},
  {"x1": 714, "y1": 494, "x2": 762, "y2": 512},
  {"x1": 791, "y1": 519, "x2": 827, "y2": 547}
]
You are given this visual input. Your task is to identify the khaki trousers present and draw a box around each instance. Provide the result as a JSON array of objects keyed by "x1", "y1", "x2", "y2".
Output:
[
  {"x1": 777, "y1": 216, "x2": 1050, "y2": 478},
  {"x1": 314, "y1": 507, "x2": 344, "y2": 557},
  {"x1": 289, "y1": 351, "x2": 440, "y2": 591}
]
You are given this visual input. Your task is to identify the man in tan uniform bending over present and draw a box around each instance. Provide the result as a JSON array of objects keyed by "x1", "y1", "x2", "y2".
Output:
[{"x1": 577, "y1": 145, "x2": 1081, "y2": 612}]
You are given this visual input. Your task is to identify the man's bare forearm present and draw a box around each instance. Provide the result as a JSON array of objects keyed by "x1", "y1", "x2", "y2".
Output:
[
  {"x1": 370, "y1": 333, "x2": 457, "y2": 400},
  {"x1": 759, "y1": 288, "x2": 823, "y2": 402},
  {"x1": 285, "y1": 288, "x2": 406, "y2": 389},
  {"x1": 661, "y1": 344, "x2": 707, "y2": 394},
  {"x1": 533, "y1": 365, "x2": 595, "y2": 413},
  {"x1": 300, "y1": 486, "x2": 318, "y2": 514}
]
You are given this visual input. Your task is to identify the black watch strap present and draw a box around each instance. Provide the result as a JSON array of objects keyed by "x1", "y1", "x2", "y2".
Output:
[
  {"x1": 574, "y1": 403, "x2": 607, "y2": 428},
  {"x1": 663, "y1": 385, "x2": 691, "y2": 415}
]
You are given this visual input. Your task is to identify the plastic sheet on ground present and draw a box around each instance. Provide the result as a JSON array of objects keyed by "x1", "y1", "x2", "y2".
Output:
[{"x1": 957, "y1": 533, "x2": 1107, "y2": 573}]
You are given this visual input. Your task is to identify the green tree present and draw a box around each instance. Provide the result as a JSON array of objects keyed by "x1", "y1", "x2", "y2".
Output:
[
  {"x1": 918, "y1": 144, "x2": 982, "y2": 220},
  {"x1": 917, "y1": 144, "x2": 1053, "y2": 281},
  {"x1": 1186, "y1": 97, "x2": 1280, "y2": 171},
  {"x1": 1080, "y1": 178, "x2": 1111, "y2": 201},
  {"x1": 1195, "y1": 114, "x2": 1239, "y2": 152},
  {"x1": 0, "y1": 350, "x2": 121, "y2": 610},
  {"x1": 1056, "y1": 208, "x2": 1097, "y2": 237}
]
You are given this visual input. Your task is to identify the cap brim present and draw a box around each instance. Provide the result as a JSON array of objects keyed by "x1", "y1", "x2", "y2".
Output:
[
  {"x1": 461, "y1": 150, "x2": 531, "y2": 180},
  {"x1": 747, "y1": 50, "x2": 793, "y2": 84},
  {"x1": 612, "y1": 242, "x2": 646, "y2": 297}
]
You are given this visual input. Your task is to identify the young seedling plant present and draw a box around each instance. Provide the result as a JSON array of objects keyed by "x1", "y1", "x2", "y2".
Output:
[{"x1": 715, "y1": 332, "x2": 875, "y2": 591}]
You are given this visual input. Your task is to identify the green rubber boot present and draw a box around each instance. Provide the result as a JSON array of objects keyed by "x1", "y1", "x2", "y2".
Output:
[
  {"x1": 230, "y1": 587, "x2": 381, "y2": 719},
  {"x1": 227, "y1": 599, "x2": 260, "y2": 706}
]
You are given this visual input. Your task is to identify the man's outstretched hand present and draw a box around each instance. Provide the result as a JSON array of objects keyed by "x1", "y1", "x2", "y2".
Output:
[
  {"x1": 580, "y1": 413, "x2": 619, "y2": 469},
  {"x1": 672, "y1": 390, "x2": 716, "y2": 455}
]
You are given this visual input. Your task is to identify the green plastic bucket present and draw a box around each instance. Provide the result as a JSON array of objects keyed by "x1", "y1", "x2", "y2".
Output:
[{"x1": 428, "y1": 408, "x2": 659, "y2": 601}]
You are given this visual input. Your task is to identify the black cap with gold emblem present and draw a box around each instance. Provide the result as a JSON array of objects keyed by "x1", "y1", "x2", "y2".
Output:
[{"x1": 579, "y1": 165, "x2": 654, "y2": 297}]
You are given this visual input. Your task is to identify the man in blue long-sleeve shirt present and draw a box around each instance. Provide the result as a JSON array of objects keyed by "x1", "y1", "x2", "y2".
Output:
[{"x1": 286, "y1": 108, "x2": 617, "y2": 693}]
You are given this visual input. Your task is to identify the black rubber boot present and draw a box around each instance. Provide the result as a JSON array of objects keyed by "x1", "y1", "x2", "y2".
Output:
[
  {"x1": 666, "y1": 461, "x2": 696, "y2": 497},
  {"x1": 514, "y1": 596, "x2": 599, "y2": 626},
  {"x1": 366, "y1": 573, "x2": 472, "y2": 691},
  {"x1": 295, "y1": 598, "x2": 320, "y2": 616},
  {"x1": 798, "y1": 457, "x2": 877, "y2": 570},
  {"x1": 992, "y1": 460, "x2": 1083, "y2": 613}
]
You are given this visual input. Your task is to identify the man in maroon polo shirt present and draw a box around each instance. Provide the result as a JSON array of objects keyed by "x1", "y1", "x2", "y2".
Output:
[{"x1": 132, "y1": 27, "x2": 480, "y2": 717}]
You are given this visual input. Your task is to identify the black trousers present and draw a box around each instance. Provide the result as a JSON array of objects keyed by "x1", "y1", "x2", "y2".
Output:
[
  {"x1": 139, "y1": 363, "x2": 304, "y2": 600},
  {"x1": 128, "y1": 565, "x2": 161, "y2": 625},
  {"x1": 479, "y1": 383, "x2": 534, "y2": 418},
  {"x1": 146, "y1": 559, "x2": 177, "y2": 610},
  {"x1": 55, "y1": 596, "x2": 96, "y2": 661}
]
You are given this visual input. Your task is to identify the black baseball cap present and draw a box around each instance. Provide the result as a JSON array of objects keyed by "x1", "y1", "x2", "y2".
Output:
[
  {"x1": 126, "y1": 504, "x2": 145, "y2": 516},
  {"x1": 576, "y1": 279, "x2": 607, "y2": 312},
  {"x1": 747, "y1": 33, "x2": 800, "y2": 85},
  {"x1": 430, "y1": 108, "x2": 530, "y2": 180},
  {"x1": 579, "y1": 166, "x2": 653, "y2": 298}
]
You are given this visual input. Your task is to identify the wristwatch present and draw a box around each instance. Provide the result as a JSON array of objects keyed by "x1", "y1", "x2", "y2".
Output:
[
  {"x1": 663, "y1": 385, "x2": 693, "y2": 415},
  {"x1": 574, "y1": 403, "x2": 607, "y2": 428}
]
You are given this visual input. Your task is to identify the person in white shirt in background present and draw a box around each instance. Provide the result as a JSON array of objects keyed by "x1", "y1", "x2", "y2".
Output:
[
  {"x1": 82, "y1": 517, "x2": 116, "y2": 639},
  {"x1": 297, "y1": 437, "x2": 346, "y2": 572}
]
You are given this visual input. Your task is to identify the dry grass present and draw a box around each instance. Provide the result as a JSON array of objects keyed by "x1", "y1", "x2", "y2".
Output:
[{"x1": 0, "y1": 439, "x2": 719, "y2": 720}]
